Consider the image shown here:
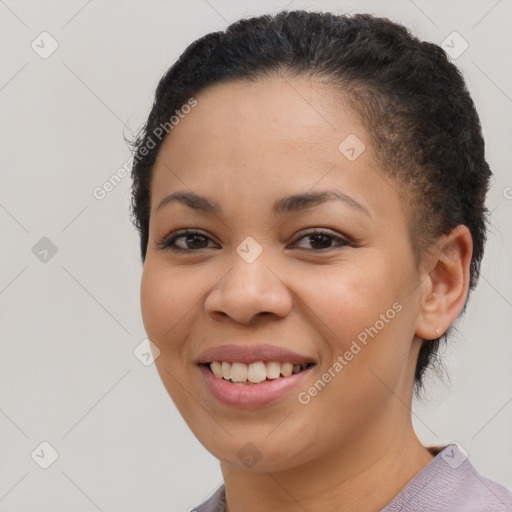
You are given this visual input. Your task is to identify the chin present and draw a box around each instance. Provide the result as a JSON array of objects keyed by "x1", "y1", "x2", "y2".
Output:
[{"x1": 197, "y1": 433, "x2": 316, "y2": 474}]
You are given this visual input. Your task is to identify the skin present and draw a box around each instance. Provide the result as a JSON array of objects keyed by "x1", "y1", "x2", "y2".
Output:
[{"x1": 140, "y1": 75, "x2": 473, "y2": 512}]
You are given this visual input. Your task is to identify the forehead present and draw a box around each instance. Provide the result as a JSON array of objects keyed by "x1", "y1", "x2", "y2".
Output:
[
  {"x1": 149, "y1": 76, "x2": 405, "y2": 224},
  {"x1": 160, "y1": 76, "x2": 365, "y2": 157}
]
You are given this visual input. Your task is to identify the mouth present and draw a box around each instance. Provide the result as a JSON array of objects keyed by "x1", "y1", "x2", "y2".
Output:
[
  {"x1": 201, "y1": 360, "x2": 316, "y2": 385},
  {"x1": 198, "y1": 359, "x2": 316, "y2": 408},
  {"x1": 196, "y1": 344, "x2": 317, "y2": 408}
]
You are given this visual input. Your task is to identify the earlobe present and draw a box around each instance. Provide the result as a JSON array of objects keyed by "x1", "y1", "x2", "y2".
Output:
[{"x1": 415, "y1": 225, "x2": 473, "y2": 340}]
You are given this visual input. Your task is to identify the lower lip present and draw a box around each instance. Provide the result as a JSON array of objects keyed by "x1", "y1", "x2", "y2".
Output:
[{"x1": 199, "y1": 364, "x2": 314, "y2": 409}]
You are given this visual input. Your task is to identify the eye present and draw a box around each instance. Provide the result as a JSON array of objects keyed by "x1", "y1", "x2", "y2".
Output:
[
  {"x1": 157, "y1": 228, "x2": 352, "y2": 252},
  {"x1": 157, "y1": 230, "x2": 218, "y2": 252},
  {"x1": 289, "y1": 229, "x2": 352, "y2": 251}
]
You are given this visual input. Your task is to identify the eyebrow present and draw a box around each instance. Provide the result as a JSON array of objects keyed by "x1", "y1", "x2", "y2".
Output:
[{"x1": 155, "y1": 189, "x2": 371, "y2": 217}]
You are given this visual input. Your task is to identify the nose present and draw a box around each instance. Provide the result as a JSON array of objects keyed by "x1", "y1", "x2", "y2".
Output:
[{"x1": 204, "y1": 255, "x2": 293, "y2": 325}]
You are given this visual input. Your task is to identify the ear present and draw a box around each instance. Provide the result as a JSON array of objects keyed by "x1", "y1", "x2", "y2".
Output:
[{"x1": 415, "y1": 225, "x2": 473, "y2": 340}]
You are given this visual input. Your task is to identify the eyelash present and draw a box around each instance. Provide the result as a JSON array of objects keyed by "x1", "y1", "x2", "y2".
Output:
[{"x1": 156, "y1": 228, "x2": 353, "y2": 253}]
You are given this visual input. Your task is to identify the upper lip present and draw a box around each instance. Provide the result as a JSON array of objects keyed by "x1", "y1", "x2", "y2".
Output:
[{"x1": 197, "y1": 344, "x2": 316, "y2": 365}]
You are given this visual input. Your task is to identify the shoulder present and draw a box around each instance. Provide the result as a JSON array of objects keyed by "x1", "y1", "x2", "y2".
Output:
[
  {"x1": 192, "y1": 485, "x2": 225, "y2": 512},
  {"x1": 190, "y1": 446, "x2": 512, "y2": 512},
  {"x1": 382, "y1": 443, "x2": 512, "y2": 512}
]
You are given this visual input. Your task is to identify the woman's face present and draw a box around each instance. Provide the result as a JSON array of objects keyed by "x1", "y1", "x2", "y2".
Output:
[{"x1": 140, "y1": 76, "x2": 427, "y2": 472}]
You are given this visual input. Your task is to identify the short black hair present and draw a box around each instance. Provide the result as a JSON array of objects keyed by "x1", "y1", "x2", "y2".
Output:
[{"x1": 129, "y1": 10, "x2": 492, "y2": 396}]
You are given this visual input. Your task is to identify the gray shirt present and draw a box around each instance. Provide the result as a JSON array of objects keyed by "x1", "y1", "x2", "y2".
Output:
[{"x1": 193, "y1": 443, "x2": 512, "y2": 511}]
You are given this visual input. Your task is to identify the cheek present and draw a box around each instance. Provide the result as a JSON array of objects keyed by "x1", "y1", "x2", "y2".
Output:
[
  {"x1": 301, "y1": 258, "x2": 415, "y2": 385},
  {"x1": 289, "y1": 267, "x2": 411, "y2": 436},
  {"x1": 302, "y1": 261, "x2": 401, "y2": 341},
  {"x1": 140, "y1": 262, "x2": 199, "y2": 351},
  {"x1": 140, "y1": 261, "x2": 204, "y2": 416}
]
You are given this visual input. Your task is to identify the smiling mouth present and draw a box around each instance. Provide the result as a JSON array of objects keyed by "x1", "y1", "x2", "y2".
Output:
[{"x1": 202, "y1": 361, "x2": 316, "y2": 385}]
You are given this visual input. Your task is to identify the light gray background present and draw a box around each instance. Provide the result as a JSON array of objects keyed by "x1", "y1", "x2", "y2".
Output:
[{"x1": 1, "y1": 0, "x2": 511, "y2": 510}]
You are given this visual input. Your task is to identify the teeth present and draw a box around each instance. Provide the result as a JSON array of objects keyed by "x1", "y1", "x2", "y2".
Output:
[
  {"x1": 211, "y1": 361, "x2": 223, "y2": 379},
  {"x1": 280, "y1": 362, "x2": 293, "y2": 377},
  {"x1": 247, "y1": 361, "x2": 267, "y2": 383},
  {"x1": 221, "y1": 361, "x2": 232, "y2": 380},
  {"x1": 208, "y1": 361, "x2": 311, "y2": 383},
  {"x1": 266, "y1": 361, "x2": 281, "y2": 379},
  {"x1": 230, "y1": 362, "x2": 248, "y2": 382}
]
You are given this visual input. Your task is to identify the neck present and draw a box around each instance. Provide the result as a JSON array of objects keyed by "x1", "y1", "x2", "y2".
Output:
[{"x1": 220, "y1": 410, "x2": 434, "y2": 512}]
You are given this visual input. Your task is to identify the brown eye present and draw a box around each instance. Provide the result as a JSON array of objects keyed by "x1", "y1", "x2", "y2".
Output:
[
  {"x1": 157, "y1": 230, "x2": 218, "y2": 251},
  {"x1": 290, "y1": 230, "x2": 351, "y2": 251}
]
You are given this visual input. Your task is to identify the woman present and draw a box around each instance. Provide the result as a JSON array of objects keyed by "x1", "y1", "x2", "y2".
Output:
[{"x1": 129, "y1": 10, "x2": 512, "y2": 511}]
